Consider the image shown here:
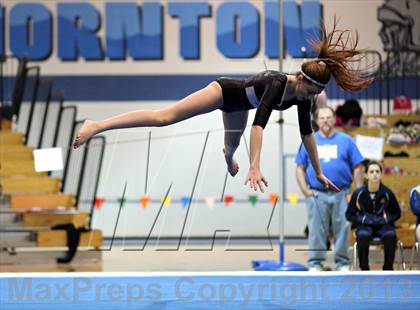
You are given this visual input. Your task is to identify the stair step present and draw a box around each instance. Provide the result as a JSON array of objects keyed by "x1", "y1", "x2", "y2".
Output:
[
  {"x1": 0, "y1": 145, "x2": 33, "y2": 153},
  {"x1": 10, "y1": 193, "x2": 76, "y2": 209},
  {"x1": 37, "y1": 229, "x2": 102, "y2": 248},
  {"x1": 0, "y1": 159, "x2": 46, "y2": 177},
  {"x1": 364, "y1": 114, "x2": 420, "y2": 128},
  {"x1": 0, "y1": 132, "x2": 24, "y2": 145},
  {"x1": 0, "y1": 176, "x2": 61, "y2": 194},
  {"x1": 384, "y1": 158, "x2": 420, "y2": 173},
  {"x1": 340, "y1": 127, "x2": 383, "y2": 138},
  {"x1": 0, "y1": 146, "x2": 34, "y2": 161},
  {"x1": 383, "y1": 143, "x2": 420, "y2": 159},
  {"x1": 23, "y1": 211, "x2": 89, "y2": 228},
  {"x1": 0, "y1": 119, "x2": 12, "y2": 131},
  {"x1": 382, "y1": 175, "x2": 418, "y2": 203}
]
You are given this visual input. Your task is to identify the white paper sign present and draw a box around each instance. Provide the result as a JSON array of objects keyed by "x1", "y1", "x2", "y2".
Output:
[
  {"x1": 33, "y1": 148, "x2": 64, "y2": 172},
  {"x1": 355, "y1": 135, "x2": 384, "y2": 160}
]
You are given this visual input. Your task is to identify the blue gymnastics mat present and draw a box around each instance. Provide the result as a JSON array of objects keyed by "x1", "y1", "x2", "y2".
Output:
[{"x1": 1, "y1": 271, "x2": 419, "y2": 309}]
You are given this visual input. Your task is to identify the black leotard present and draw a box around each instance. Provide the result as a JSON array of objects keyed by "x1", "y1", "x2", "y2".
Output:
[{"x1": 216, "y1": 70, "x2": 313, "y2": 136}]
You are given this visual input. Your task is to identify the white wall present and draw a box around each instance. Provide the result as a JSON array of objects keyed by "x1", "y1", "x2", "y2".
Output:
[{"x1": 71, "y1": 101, "x2": 305, "y2": 238}]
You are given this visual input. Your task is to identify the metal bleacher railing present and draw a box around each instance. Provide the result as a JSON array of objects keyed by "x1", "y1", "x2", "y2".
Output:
[
  {"x1": 60, "y1": 122, "x2": 106, "y2": 227},
  {"x1": 0, "y1": 55, "x2": 27, "y2": 126},
  {"x1": 1, "y1": 56, "x2": 106, "y2": 227}
]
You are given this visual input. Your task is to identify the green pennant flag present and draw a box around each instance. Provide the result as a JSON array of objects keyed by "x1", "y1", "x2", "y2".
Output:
[
  {"x1": 248, "y1": 195, "x2": 258, "y2": 206},
  {"x1": 117, "y1": 197, "x2": 127, "y2": 206}
]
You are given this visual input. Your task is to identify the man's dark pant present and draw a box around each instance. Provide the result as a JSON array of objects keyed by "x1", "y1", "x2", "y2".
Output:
[{"x1": 356, "y1": 224, "x2": 397, "y2": 270}]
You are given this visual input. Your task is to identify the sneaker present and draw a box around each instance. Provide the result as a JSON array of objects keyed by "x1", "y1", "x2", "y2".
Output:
[
  {"x1": 336, "y1": 265, "x2": 350, "y2": 272},
  {"x1": 308, "y1": 265, "x2": 323, "y2": 272}
]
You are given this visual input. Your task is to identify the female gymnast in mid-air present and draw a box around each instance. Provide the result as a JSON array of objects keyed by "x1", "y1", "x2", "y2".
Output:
[{"x1": 73, "y1": 19, "x2": 372, "y2": 193}]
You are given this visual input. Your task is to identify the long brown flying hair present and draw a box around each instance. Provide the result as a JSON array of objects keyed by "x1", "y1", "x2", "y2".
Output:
[{"x1": 301, "y1": 16, "x2": 374, "y2": 91}]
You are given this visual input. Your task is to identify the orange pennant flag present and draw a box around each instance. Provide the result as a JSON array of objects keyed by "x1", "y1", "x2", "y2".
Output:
[
  {"x1": 140, "y1": 196, "x2": 150, "y2": 208},
  {"x1": 269, "y1": 193, "x2": 278, "y2": 204}
]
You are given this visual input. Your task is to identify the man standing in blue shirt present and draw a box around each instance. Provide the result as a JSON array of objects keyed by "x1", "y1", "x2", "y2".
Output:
[{"x1": 295, "y1": 106, "x2": 364, "y2": 271}]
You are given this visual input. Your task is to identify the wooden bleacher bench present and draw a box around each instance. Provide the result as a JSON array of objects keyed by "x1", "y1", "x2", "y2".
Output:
[
  {"x1": 0, "y1": 119, "x2": 12, "y2": 131},
  {"x1": 0, "y1": 221, "x2": 102, "y2": 250},
  {"x1": 364, "y1": 114, "x2": 420, "y2": 128},
  {"x1": 0, "y1": 145, "x2": 34, "y2": 160},
  {"x1": 0, "y1": 225, "x2": 102, "y2": 271},
  {"x1": 1, "y1": 70, "x2": 104, "y2": 271},
  {"x1": 10, "y1": 193, "x2": 75, "y2": 209},
  {"x1": 340, "y1": 127, "x2": 383, "y2": 138},
  {"x1": 37, "y1": 229, "x2": 102, "y2": 248},
  {"x1": 396, "y1": 211, "x2": 417, "y2": 227},
  {"x1": 380, "y1": 115, "x2": 419, "y2": 248},
  {"x1": 23, "y1": 211, "x2": 89, "y2": 228},
  {"x1": 383, "y1": 143, "x2": 420, "y2": 158},
  {"x1": 0, "y1": 132, "x2": 25, "y2": 145},
  {"x1": 1, "y1": 176, "x2": 61, "y2": 194},
  {"x1": 382, "y1": 175, "x2": 419, "y2": 208},
  {"x1": 383, "y1": 158, "x2": 420, "y2": 172},
  {"x1": 362, "y1": 114, "x2": 419, "y2": 155},
  {"x1": 344, "y1": 115, "x2": 419, "y2": 248},
  {"x1": 0, "y1": 159, "x2": 46, "y2": 177}
]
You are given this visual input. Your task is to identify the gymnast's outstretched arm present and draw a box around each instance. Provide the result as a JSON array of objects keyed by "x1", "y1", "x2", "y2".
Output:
[
  {"x1": 301, "y1": 133, "x2": 340, "y2": 191},
  {"x1": 245, "y1": 125, "x2": 268, "y2": 192}
]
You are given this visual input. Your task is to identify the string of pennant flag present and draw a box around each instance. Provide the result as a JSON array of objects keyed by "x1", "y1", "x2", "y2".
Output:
[{"x1": 90, "y1": 193, "x2": 304, "y2": 210}]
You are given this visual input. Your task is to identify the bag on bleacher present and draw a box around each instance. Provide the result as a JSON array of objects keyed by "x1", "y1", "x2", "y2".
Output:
[{"x1": 393, "y1": 96, "x2": 412, "y2": 111}]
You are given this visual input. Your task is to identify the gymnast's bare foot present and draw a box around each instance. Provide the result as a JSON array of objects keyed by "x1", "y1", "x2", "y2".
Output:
[
  {"x1": 223, "y1": 148, "x2": 239, "y2": 176},
  {"x1": 73, "y1": 120, "x2": 99, "y2": 149}
]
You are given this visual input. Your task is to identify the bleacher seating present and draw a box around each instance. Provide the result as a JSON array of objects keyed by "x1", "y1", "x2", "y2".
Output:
[
  {"x1": 0, "y1": 57, "x2": 104, "y2": 271},
  {"x1": 343, "y1": 114, "x2": 419, "y2": 248}
]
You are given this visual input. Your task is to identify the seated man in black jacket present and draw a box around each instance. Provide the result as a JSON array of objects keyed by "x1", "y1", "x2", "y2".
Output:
[{"x1": 346, "y1": 161, "x2": 401, "y2": 270}]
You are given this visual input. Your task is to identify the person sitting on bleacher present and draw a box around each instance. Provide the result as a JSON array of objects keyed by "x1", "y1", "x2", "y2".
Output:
[
  {"x1": 346, "y1": 161, "x2": 401, "y2": 270},
  {"x1": 410, "y1": 185, "x2": 420, "y2": 244}
]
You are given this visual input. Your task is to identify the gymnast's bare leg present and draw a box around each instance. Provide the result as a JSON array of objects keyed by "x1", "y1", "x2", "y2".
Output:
[
  {"x1": 73, "y1": 81, "x2": 224, "y2": 148},
  {"x1": 222, "y1": 110, "x2": 249, "y2": 176}
]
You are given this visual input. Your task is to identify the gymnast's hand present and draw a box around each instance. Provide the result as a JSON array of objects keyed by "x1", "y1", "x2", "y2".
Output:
[
  {"x1": 316, "y1": 174, "x2": 340, "y2": 192},
  {"x1": 245, "y1": 167, "x2": 268, "y2": 193}
]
